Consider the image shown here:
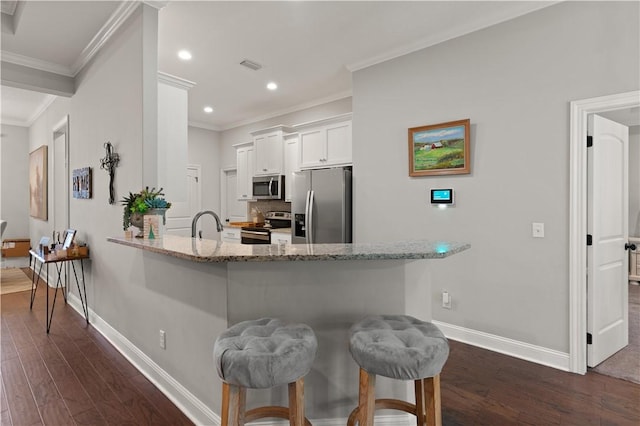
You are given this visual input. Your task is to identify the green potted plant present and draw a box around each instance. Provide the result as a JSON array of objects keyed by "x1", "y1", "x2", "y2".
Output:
[{"x1": 121, "y1": 187, "x2": 172, "y2": 236}]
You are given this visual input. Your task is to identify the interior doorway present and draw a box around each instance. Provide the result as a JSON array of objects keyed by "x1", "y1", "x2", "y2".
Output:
[
  {"x1": 51, "y1": 116, "x2": 69, "y2": 288},
  {"x1": 221, "y1": 168, "x2": 246, "y2": 224},
  {"x1": 569, "y1": 90, "x2": 640, "y2": 375}
]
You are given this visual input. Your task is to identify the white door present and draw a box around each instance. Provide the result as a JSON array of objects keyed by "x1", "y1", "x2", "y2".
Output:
[
  {"x1": 165, "y1": 166, "x2": 200, "y2": 236},
  {"x1": 223, "y1": 169, "x2": 246, "y2": 223},
  {"x1": 587, "y1": 114, "x2": 629, "y2": 367}
]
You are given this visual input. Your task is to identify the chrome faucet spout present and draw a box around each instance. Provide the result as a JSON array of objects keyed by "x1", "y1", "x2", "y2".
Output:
[{"x1": 191, "y1": 210, "x2": 224, "y2": 238}]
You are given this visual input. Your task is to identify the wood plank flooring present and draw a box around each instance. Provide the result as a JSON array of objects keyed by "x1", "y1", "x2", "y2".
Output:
[
  {"x1": 2, "y1": 268, "x2": 639, "y2": 425},
  {"x1": 441, "y1": 341, "x2": 640, "y2": 425},
  {"x1": 1, "y1": 269, "x2": 193, "y2": 426}
]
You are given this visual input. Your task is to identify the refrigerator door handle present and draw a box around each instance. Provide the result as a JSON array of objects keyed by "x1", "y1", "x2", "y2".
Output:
[
  {"x1": 308, "y1": 190, "x2": 315, "y2": 244},
  {"x1": 305, "y1": 190, "x2": 311, "y2": 244}
]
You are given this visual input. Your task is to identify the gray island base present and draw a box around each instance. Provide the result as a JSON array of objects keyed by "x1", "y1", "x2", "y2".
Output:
[{"x1": 107, "y1": 235, "x2": 470, "y2": 420}]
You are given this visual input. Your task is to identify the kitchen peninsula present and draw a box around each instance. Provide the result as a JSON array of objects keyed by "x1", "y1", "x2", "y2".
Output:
[{"x1": 107, "y1": 235, "x2": 469, "y2": 419}]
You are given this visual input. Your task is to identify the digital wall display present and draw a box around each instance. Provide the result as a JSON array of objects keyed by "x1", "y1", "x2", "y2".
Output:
[{"x1": 430, "y1": 188, "x2": 454, "y2": 205}]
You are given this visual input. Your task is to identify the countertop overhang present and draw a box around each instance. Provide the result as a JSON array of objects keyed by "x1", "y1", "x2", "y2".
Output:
[{"x1": 107, "y1": 235, "x2": 470, "y2": 263}]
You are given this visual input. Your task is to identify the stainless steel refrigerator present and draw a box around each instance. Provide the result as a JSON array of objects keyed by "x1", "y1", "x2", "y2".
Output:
[{"x1": 291, "y1": 167, "x2": 352, "y2": 244}]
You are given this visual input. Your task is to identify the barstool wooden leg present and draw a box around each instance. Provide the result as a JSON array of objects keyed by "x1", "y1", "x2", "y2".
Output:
[
  {"x1": 358, "y1": 368, "x2": 376, "y2": 426},
  {"x1": 288, "y1": 378, "x2": 305, "y2": 426},
  {"x1": 424, "y1": 375, "x2": 442, "y2": 426},
  {"x1": 221, "y1": 382, "x2": 246, "y2": 426},
  {"x1": 415, "y1": 378, "x2": 427, "y2": 426}
]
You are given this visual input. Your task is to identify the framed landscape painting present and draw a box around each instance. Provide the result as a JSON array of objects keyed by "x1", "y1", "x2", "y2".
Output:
[
  {"x1": 408, "y1": 119, "x2": 470, "y2": 176},
  {"x1": 29, "y1": 145, "x2": 48, "y2": 220}
]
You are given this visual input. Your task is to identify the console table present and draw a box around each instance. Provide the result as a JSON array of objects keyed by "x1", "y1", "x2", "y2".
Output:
[{"x1": 29, "y1": 249, "x2": 90, "y2": 333}]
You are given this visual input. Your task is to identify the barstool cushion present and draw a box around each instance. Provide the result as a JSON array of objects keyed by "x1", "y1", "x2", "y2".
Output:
[
  {"x1": 349, "y1": 315, "x2": 449, "y2": 381},
  {"x1": 214, "y1": 318, "x2": 317, "y2": 389}
]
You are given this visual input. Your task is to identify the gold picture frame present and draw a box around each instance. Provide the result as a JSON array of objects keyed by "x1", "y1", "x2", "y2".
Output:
[
  {"x1": 29, "y1": 145, "x2": 48, "y2": 220},
  {"x1": 408, "y1": 119, "x2": 470, "y2": 177}
]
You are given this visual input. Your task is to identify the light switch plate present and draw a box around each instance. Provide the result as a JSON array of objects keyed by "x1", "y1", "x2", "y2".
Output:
[{"x1": 532, "y1": 222, "x2": 545, "y2": 238}]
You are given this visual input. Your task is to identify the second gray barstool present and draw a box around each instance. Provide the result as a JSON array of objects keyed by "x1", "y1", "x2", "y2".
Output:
[
  {"x1": 213, "y1": 317, "x2": 317, "y2": 425},
  {"x1": 347, "y1": 314, "x2": 449, "y2": 426}
]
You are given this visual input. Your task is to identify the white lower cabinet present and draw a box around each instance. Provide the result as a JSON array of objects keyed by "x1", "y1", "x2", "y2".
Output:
[
  {"x1": 272, "y1": 231, "x2": 292, "y2": 245},
  {"x1": 222, "y1": 228, "x2": 241, "y2": 243}
]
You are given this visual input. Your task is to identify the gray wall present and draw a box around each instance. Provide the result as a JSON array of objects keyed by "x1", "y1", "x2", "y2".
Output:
[
  {"x1": 352, "y1": 1, "x2": 639, "y2": 353},
  {"x1": 1, "y1": 124, "x2": 29, "y2": 239}
]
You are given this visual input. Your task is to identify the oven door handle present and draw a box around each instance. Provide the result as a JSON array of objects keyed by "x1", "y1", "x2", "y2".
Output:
[{"x1": 241, "y1": 230, "x2": 270, "y2": 237}]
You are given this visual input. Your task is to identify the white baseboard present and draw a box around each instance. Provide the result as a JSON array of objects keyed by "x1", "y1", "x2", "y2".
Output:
[
  {"x1": 66, "y1": 293, "x2": 220, "y2": 425},
  {"x1": 432, "y1": 320, "x2": 570, "y2": 371}
]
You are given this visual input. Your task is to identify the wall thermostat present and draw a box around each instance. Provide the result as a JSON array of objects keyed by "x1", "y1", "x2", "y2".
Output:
[{"x1": 430, "y1": 188, "x2": 454, "y2": 205}]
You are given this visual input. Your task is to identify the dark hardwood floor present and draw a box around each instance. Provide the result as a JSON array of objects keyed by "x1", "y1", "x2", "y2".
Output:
[
  {"x1": 1, "y1": 269, "x2": 193, "y2": 426},
  {"x1": 2, "y1": 268, "x2": 639, "y2": 425}
]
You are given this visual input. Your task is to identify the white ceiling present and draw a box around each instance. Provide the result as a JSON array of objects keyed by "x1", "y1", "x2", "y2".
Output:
[{"x1": 1, "y1": 1, "x2": 558, "y2": 130}]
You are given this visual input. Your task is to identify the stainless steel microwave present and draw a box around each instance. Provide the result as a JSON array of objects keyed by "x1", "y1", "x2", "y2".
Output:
[{"x1": 252, "y1": 175, "x2": 284, "y2": 200}]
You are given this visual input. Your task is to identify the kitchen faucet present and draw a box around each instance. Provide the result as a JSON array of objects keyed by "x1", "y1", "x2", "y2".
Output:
[{"x1": 191, "y1": 210, "x2": 224, "y2": 238}]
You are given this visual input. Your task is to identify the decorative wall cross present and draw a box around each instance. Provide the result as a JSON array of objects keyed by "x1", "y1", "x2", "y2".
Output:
[{"x1": 99, "y1": 141, "x2": 120, "y2": 204}]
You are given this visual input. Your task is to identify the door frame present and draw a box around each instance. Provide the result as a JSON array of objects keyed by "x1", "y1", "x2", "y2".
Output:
[
  {"x1": 52, "y1": 115, "x2": 70, "y2": 230},
  {"x1": 569, "y1": 90, "x2": 640, "y2": 374}
]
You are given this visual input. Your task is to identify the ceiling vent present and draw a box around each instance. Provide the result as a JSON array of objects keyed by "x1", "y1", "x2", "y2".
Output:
[{"x1": 240, "y1": 59, "x2": 262, "y2": 71}]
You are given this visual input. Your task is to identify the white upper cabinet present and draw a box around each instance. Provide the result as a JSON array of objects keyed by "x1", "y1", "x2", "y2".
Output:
[
  {"x1": 295, "y1": 113, "x2": 352, "y2": 170},
  {"x1": 251, "y1": 125, "x2": 294, "y2": 176},
  {"x1": 284, "y1": 133, "x2": 299, "y2": 202},
  {"x1": 235, "y1": 142, "x2": 254, "y2": 200}
]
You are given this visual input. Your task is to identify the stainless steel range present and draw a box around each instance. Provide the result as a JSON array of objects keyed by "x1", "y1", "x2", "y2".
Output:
[{"x1": 240, "y1": 212, "x2": 291, "y2": 244}]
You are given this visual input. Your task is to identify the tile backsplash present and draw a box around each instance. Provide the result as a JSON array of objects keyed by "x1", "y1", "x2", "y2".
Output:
[{"x1": 247, "y1": 200, "x2": 291, "y2": 217}]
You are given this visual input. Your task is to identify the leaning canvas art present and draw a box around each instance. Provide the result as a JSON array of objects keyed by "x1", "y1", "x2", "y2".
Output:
[
  {"x1": 29, "y1": 145, "x2": 48, "y2": 220},
  {"x1": 408, "y1": 119, "x2": 470, "y2": 176}
]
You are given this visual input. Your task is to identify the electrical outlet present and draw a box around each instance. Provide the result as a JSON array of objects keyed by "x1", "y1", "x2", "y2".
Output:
[
  {"x1": 442, "y1": 291, "x2": 452, "y2": 309},
  {"x1": 159, "y1": 330, "x2": 166, "y2": 349}
]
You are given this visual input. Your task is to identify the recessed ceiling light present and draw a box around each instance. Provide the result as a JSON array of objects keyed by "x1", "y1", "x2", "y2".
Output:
[
  {"x1": 178, "y1": 50, "x2": 192, "y2": 61},
  {"x1": 204, "y1": 106, "x2": 214, "y2": 113},
  {"x1": 266, "y1": 82, "x2": 278, "y2": 91}
]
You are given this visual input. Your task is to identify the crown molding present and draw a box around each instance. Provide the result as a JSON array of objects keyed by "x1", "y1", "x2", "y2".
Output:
[
  {"x1": 71, "y1": 1, "x2": 140, "y2": 76},
  {"x1": 188, "y1": 120, "x2": 222, "y2": 132},
  {"x1": 26, "y1": 94, "x2": 57, "y2": 127},
  {"x1": 158, "y1": 71, "x2": 196, "y2": 90},
  {"x1": 143, "y1": 1, "x2": 169, "y2": 10},
  {"x1": 1, "y1": 51, "x2": 73, "y2": 77},
  {"x1": 347, "y1": 2, "x2": 558, "y2": 72},
  {"x1": 221, "y1": 90, "x2": 352, "y2": 131}
]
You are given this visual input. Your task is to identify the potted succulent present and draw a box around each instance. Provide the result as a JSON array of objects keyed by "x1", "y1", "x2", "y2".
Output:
[{"x1": 121, "y1": 187, "x2": 172, "y2": 236}]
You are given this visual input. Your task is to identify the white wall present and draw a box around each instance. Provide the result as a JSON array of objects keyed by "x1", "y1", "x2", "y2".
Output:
[
  {"x1": 352, "y1": 1, "x2": 639, "y2": 353},
  {"x1": 188, "y1": 125, "x2": 221, "y2": 237},
  {"x1": 630, "y1": 126, "x2": 640, "y2": 236},
  {"x1": 27, "y1": 97, "x2": 71, "y2": 246},
  {"x1": 1, "y1": 124, "x2": 29, "y2": 239}
]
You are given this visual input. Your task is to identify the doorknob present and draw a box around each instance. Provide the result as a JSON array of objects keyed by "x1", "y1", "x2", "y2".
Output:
[{"x1": 625, "y1": 243, "x2": 637, "y2": 250}]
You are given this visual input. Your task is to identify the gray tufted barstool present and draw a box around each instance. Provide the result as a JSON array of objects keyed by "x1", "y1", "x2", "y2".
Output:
[
  {"x1": 214, "y1": 318, "x2": 317, "y2": 426},
  {"x1": 347, "y1": 315, "x2": 449, "y2": 426}
]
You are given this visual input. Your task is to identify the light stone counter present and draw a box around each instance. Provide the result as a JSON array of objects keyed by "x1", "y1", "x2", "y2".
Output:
[{"x1": 107, "y1": 234, "x2": 469, "y2": 263}]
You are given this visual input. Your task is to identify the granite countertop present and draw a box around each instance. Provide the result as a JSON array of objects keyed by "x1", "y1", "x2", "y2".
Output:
[{"x1": 107, "y1": 235, "x2": 470, "y2": 263}]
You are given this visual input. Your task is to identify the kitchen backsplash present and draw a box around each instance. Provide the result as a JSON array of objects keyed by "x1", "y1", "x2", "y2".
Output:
[{"x1": 247, "y1": 200, "x2": 291, "y2": 216}]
